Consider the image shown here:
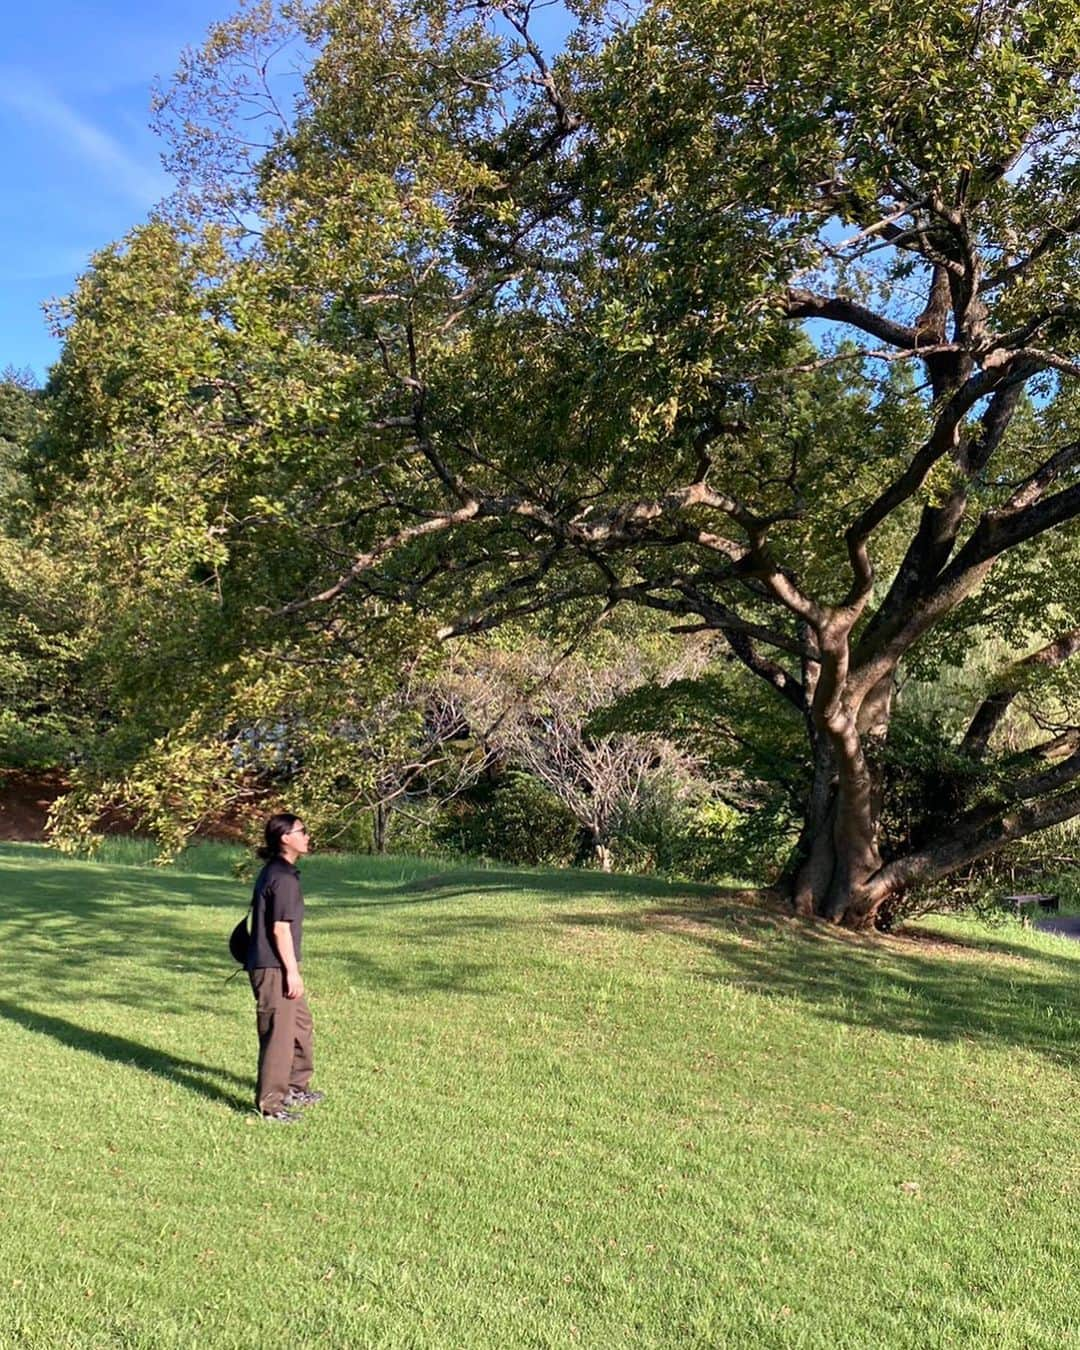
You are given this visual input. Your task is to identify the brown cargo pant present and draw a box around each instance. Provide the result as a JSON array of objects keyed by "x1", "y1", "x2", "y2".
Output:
[{"x1": 249, "y1": 967, "x2": 314, "y2": 1114}]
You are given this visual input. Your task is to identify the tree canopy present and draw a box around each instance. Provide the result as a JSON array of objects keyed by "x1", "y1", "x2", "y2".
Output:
[{"x1": 22, "y1": 0, "x2": 1080, "y2": 925}]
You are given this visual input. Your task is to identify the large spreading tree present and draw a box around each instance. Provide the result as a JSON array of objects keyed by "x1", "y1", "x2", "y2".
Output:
[{"x1": 37, "y1": 0, "x2": 1080, "y2": 925}]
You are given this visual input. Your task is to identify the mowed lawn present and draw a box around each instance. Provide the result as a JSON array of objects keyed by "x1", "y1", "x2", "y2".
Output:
[{"x1": 2, "y1": 842, "x2": 1079, "y2": 1349}]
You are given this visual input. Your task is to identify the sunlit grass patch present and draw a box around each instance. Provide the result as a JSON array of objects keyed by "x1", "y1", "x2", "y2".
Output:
[{"x1": 1, "y1": 841, "x2": 1079, "y2": 1347}]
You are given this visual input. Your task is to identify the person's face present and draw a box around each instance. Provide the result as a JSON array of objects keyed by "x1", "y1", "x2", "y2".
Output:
[{"x1": 282, "y1": 821, "x2": 310, "y2": 857}]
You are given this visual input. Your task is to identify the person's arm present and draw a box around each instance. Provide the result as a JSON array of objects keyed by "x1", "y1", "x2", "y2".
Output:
[{"x1": 273, "y1": 921, "x2": 304, "y2": 999}]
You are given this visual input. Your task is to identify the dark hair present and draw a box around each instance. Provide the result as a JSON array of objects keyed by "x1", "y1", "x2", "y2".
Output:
[{"x1": 257, "y1": 812, "x2": 302, "y2": 860}]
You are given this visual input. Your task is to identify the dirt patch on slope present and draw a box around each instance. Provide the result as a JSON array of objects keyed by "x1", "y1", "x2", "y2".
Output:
[
  {"x1": 0, "y1": 771, "x2": 257, "y2": 845},
  {"x1": 0, "y1": 772, "x2": 66, "y2": 840}
]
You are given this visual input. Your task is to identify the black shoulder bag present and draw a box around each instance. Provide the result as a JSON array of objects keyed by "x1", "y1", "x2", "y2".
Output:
[
  {"x1": 228, "y1": 895, "x2": 254, "y2": 977},
  {"x1": 229, "y1": 911, "x2": 251, "y2": 965}
]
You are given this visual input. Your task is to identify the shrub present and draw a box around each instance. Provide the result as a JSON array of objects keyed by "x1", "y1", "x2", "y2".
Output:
[{"x1": 434, "y1": 771, "x2": 580, "y2": 867}]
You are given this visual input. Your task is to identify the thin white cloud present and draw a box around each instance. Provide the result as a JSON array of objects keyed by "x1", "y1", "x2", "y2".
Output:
[
  {"x1": 0, "y1": 72, "x2": 171, "y2": 208},
  {"x1": 0, "y1": 245, "x2": 97, "y2": 285}
]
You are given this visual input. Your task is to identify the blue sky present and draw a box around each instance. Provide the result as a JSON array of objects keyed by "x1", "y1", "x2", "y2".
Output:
[
  {"x1": 0, "y1": 1, "x2": 230, "y2": 382},
  {"x1": 1, "y1": 2, "x2": 578, "y2": 385}
]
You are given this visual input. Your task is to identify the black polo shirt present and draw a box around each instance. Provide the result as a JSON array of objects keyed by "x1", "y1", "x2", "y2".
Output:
[{"x1": 246, "y1": 857, "x2": 304, "y2": 970}]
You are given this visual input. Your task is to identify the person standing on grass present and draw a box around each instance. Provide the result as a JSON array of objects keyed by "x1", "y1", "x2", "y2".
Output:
[{"x1": 247, "y1": 813, "x2": 325, "y2": 1124}]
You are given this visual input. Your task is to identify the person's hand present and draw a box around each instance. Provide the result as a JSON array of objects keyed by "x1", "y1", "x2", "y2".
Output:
[{"x1": 285, "y1": 969, "x2": 305, "y2": 1000}]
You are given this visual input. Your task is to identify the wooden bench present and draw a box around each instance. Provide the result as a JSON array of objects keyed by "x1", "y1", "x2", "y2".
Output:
[{"x1": 1002, "y1": 893, "x2": 1060, "y2": 925}]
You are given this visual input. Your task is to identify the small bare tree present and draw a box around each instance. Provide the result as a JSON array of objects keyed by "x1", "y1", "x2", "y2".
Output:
[
  {"x1": 454, "y1": 643, "x2": 711, "y2": 870},
  {"x1": 322, "y1": 661, "x2": 496, "y2": 852}
]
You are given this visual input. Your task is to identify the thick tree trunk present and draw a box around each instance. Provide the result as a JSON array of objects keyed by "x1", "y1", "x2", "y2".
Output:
[
  {"x1": 788, "y1": 723, "x2": 1080, "y2": 932},
  {"x1": 790, "y1": 735, "x2": 837, "y2": 917},
  {"x1": 788, "y1": 622, "x2": 890, "y2": 928},
  {"x1": 791, "y1": 787, "x2": 887, "y2": 930}
]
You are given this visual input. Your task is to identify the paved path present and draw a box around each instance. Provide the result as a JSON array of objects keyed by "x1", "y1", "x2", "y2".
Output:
[{"x1": 1035, "y1": 915, "x2": 1080, "y2": 939}]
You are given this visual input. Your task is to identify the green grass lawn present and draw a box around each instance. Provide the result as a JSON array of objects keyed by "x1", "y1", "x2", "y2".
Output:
[{"x1": 2, "y1": 841, "x2": 1079, "y2": 1348}]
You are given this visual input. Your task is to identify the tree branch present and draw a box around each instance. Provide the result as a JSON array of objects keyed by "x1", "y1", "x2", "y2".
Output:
[
  {"x1": 720, "y1": 628, "x2": 807, "y2": 712},
  {"x1": 782, "y1": 289, "x2": 919, "y2": 348},
  {"x1": 845, "y1": 361, "x2": 1019, "y2": 556},
  {"x1": 944, "y1": 479, "x2": 1080, "y2": 580},
  {"x1": 979, "y1": 210, "x2": 1080, "y2": 294},
  {"x1": 851, "y1": 376, "x2": 1028, "y2": 663},
  {"x1": 1000, "y1": 439, "x2": 1080, "y2": 514},
  {"x1": 961, "y1": 628, "x2": 1080, "y2": 758},
  {"x1": 872, "y1": 776, "x2": 1080, "y2": 896}
]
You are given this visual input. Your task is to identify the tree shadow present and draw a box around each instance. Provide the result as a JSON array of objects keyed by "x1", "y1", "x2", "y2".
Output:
[
  {"x1": 19, "y1": 840, "x2": 1076, "y2": 1069},
  {"x1": 549, "y1": 899, "x2": 1080, "y2": 1069},
  {"x1": 0, "y1": 855, "x2": 254, "y2": 1007},
  {"x1": 0, "y1": 1000, "x2": 251, "y2": 1112},
  {"x1": 371, "y1": 867, "x2": 750, "y2": 905},
  {"x1": 299, "y1": 851, "x2": 731, "y2": 905}
]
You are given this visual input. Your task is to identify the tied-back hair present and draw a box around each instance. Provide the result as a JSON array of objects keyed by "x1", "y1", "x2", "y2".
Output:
[{"x1": 257, "y1": 812, "x2": 301, "y2": 861}]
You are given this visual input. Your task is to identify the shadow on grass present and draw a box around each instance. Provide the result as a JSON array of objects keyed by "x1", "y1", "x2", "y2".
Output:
[
  {"x1": 13, "y1": 840, "x2": 1080, "y2": 1069},
  {"x1": 0, "y1": 1000, "x2": 251, "y2": 1111},
  {"x1": 0, "y1": 848, "x2": 515, "y2": 1007},
  {"x1": 0, "y1": 860, "x2": 247, "y2": 1006},
  {"x1": 373, "y1": 866, "x2": 727, "y2": 904},
  {"x1": 1, "y1": 847, "x2": 528, "y2": 1007},
  {"x1": 554, "y1": 898, "x2": 1080, "y2": 1068}
]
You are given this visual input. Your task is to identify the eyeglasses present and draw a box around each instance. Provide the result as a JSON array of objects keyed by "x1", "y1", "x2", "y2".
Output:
[{"x1": 285, "y1": 825, "x2": 309, "y2": 838}]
